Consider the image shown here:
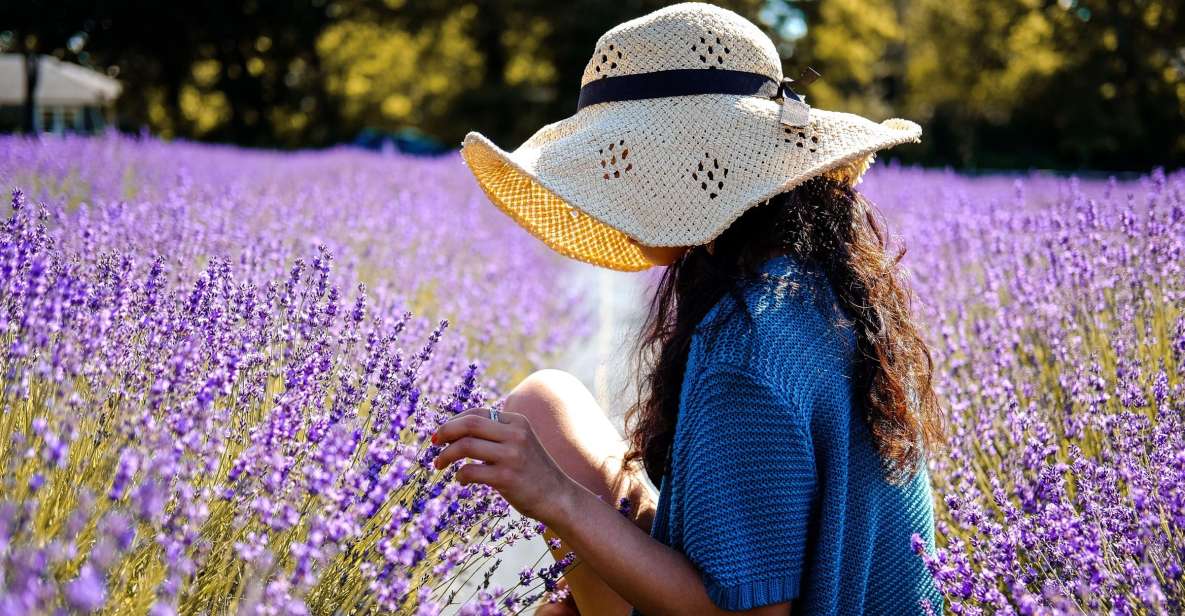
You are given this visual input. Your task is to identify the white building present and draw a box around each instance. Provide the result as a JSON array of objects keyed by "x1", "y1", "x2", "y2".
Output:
[{"x1": 0, "y1": 54, "x2": 121, "y2": 134}]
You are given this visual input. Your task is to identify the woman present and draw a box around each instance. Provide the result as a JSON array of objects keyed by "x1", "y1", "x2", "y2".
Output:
[{"x1": 435, "y1": 4, "x2": 945, "y2": 614}]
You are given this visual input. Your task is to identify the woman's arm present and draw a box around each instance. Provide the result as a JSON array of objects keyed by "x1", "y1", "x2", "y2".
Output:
[
  {"x1": 432, "y1": 409, "x2": 791, "y2": 616},
  {"x1": 549, "y1": 474, "x2": 790, "y2": 616}
]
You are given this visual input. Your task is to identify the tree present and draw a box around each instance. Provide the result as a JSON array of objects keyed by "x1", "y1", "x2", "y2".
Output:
[
  {"x1": 1, "y1": 1, "x2": 91, "y2": 134},
  {"x1": 343, "y1": 0, "x2": 766, "y2": 147},
  {"x1": 902, "y1": 0, "x2": 1184, "y2": 169},
  {"x1": 776, "y1": 0, "x2": 906, "y2": 120},
  {"x1": 21, "y1": 53, "x2": 39, "y2": 134},
  {"x1": 4, "y1": 0, "x2": 1180, "y2": 168},
  {"x1": 1, "y1": 0, "x2": 341, "y2": 146}
]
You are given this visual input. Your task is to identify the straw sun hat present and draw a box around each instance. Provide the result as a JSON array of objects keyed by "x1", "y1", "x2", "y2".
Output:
[{"x1": 460, "y1": 2, "x2": 921, "y2": 271}]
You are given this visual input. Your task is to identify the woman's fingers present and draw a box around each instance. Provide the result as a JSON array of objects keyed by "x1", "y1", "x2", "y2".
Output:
[
  {"x1": 455, "y1": 461, "x2": 504, "y2": 488},
  {"x1": 433, "y1": 436, "x2": 503, "y2": 469},
  {"x1": 433, "y1": 408, "x2": 512, "y2": 445}
]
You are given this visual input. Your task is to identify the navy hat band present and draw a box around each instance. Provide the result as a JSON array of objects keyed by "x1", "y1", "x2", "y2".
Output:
[{"x1": 576, "y1": 68, "x2": 781, "y2": 111}]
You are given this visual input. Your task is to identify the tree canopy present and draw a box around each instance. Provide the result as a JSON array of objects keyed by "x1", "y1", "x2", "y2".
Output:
[{"x1": 3, "y1": 0, "x2": 1181, "y2": 170}]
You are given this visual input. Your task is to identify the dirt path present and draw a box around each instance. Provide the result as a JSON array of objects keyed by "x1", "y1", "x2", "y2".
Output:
[{"x1": 559, "y1": 263, "x2": 651, "y2": 430}]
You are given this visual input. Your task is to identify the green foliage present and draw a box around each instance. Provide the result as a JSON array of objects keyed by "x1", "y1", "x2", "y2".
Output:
[
  {"x1": 897, "y1": 0, "x2": 1185, "y2": 169},
  {"x1": 778, "y1": 0, "x2": 1184, "y2": 169},
  {"x1": 780, "y1": 0, "x2": 904, "y2": 121},
  {"x1": 2, "y1": 0, "x2": 1181, "y2": 169},
  {"x1": 366, "y1": 0, "x2": 766, "y2": 148}
]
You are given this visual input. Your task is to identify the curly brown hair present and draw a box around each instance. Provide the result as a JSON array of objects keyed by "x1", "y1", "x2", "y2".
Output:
[{"x1": 623, "y1": 174, "x2": 945, "y2": 486}]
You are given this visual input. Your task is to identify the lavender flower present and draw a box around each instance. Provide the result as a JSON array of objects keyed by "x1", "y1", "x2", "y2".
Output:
[
  {"x1": 863, "y1": 165, "x2": 1185, "y2": 613},
  {"x1": 0, "y1": 134, "x2": 589, "y2": 614}
]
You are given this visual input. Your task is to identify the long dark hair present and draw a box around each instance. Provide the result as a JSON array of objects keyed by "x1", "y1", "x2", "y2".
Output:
[{"x1": 623, "y1": 174, "x2": 944, "y2": 486}]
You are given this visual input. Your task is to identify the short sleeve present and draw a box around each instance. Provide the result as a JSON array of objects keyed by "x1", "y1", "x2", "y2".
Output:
[{"x1": 676, "y1": 363, "x2": 816, "y2": 610}]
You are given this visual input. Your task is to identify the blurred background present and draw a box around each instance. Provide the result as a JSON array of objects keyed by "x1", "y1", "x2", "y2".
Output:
[{"x1": 2, "y1": 0, "x2": 1183, "y2": 171}]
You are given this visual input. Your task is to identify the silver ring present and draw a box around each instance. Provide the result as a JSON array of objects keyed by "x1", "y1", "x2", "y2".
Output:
[{"x1": 488, "y1": 406, "x2": 500, "y2": 423}]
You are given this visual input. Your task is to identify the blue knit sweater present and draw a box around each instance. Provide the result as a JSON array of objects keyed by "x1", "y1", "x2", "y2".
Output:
[{"x1": 637, "y1": 254, "x2": 941, "y2": 615}]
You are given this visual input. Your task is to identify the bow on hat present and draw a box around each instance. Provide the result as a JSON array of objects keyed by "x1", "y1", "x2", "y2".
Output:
[{"x1": 778, "y1": 66, "x2": 821, "y2": 128}]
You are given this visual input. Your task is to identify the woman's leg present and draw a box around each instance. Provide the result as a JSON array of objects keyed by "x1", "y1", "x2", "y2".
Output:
[{"x1": 505, "y1": 369, "x2": 657, "y2": 616}]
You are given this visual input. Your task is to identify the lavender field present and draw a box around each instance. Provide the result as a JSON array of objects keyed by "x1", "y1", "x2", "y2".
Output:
[
  {"x1": 1, "y1": 133, "x2": 1183, "y2": 615},
  {"x1": 0, "y1": 134, "x2": 588, "y2": 615},
  {"x1": 863, "y1": 167, "x2": 1185, "y2": 615}
]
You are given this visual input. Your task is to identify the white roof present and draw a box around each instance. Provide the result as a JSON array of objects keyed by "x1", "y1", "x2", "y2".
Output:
[{"x1": 0, "y1": 54, "x2": 122, "y2": 106}]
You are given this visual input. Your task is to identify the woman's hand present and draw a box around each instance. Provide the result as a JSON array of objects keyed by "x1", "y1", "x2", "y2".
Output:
[
  {"x1": 433, "y1": 410, "x2": 789, "y2": 616},
  {"x1": 432, "y1": 407, "x2": 579, "y2": 525}
]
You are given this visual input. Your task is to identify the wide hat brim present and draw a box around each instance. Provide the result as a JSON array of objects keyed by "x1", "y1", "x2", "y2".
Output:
[{"x1": 461, "y1": 93, "x2": 920, "y2": 271}]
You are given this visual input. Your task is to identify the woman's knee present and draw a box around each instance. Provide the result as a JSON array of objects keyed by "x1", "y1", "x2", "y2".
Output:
[{"x1": 506, "y1": 369, "x2": 623, "y2": 482}]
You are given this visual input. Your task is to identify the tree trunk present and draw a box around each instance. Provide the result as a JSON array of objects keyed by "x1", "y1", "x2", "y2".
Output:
[{"x1": 22, "y1": 53, "x2": 40, "y2": 135}]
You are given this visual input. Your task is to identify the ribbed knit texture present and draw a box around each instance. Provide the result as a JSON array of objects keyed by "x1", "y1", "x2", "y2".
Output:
[{"x1": 634, "y1": 254, "x2": 941, "y2": 615}]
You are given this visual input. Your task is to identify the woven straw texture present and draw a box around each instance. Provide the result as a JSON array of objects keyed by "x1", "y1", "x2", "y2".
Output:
[{"x1": 460, "y1": 2, "x2": 921, "y2": 271}]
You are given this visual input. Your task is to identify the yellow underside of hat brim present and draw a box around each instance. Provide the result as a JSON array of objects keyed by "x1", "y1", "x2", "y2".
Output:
[
  {"x1": 461, "y1": 103, "x2": 921, "y2": 272},
  {"x1": 461, "y1": 135, "x2": 653, "y2": 272}
]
